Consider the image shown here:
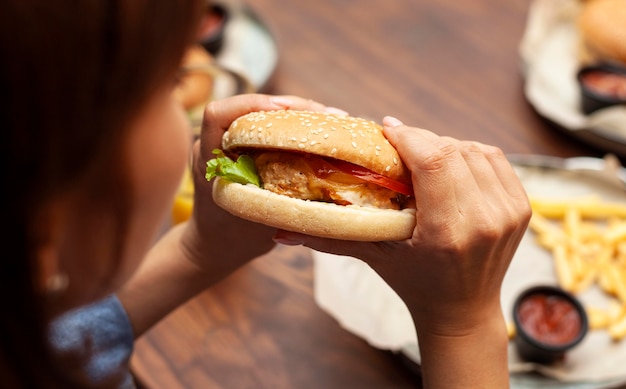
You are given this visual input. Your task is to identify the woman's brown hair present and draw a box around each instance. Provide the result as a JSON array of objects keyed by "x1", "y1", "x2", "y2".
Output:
[{"x1": 0, "y1": 0, "x2": 203, "y2": 386}]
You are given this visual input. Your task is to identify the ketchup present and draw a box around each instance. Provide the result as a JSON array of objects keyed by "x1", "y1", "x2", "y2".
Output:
[
  {"x1": 581, "y1": 70, "x2": 626, "y2": 100},
  {"x1": 517, "y1": 293, "x2": 582, "y2": 346}
]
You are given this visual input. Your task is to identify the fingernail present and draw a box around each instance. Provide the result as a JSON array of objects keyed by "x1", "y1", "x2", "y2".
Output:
[
  {"x1": 270, "y1": 96, "x2": 294, "y2": 108},
  {"x1": 273, "y1": 231, "x2": 304, "y2": 246},
  {"x1": 272, "y1": 237, "x2": 303, "y2": 246},
  {"x1": 383, "y1": 116, "x2": 404, "y2": 128},
  {"x1": 325, "y1": 106, "x2": 349, "y2": 116}
]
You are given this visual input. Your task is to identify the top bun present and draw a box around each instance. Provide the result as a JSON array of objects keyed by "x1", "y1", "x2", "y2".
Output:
[
  {"x1": 578, "y1": 0, "x2": 626, "y2": 64},
  {"x1": 223, "y1": 110, "x2": 410, "y2": 182}
]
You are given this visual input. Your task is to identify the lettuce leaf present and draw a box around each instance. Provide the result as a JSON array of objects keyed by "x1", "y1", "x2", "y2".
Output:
[{"x1": 205, "y1": 149, "x2": 261, "y2": 187}]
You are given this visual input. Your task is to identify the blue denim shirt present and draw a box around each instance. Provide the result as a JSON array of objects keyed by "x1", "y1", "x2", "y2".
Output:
[{"x1": 48, "y1": 295, "x2": 135, "y2": 388}]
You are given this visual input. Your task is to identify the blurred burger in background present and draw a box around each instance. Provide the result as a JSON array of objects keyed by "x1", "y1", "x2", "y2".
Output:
[
  {"x1": 577, "y1": 0, "x2": 626, "y2": 67},
  {"x1": 173, "y1": 44, "x2": 216, "y2": 133}
]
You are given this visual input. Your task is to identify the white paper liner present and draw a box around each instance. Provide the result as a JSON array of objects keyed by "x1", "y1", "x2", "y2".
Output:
[{"x1": 313, "y1": 162, "x2": 626, "y2": 384}]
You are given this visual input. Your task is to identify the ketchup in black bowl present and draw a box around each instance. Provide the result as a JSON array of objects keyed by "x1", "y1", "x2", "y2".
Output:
[
  {"x1": 512, "y1": 286, "x2": 588, "y2": 364},
  {"x1": 577, "y1": 63, "x2": 626, "y2": 114}
]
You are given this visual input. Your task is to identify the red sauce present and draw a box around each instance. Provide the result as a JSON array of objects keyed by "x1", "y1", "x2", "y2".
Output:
[
  {"x1": 198, "y1": 6, "x2": 226, "y2": 41},
  {"x1": 517, "y1": 294, "x2": 582, "y2": 346},
  {"x1": 581, "y1": 70, "x2": 626, "y2": 100}
]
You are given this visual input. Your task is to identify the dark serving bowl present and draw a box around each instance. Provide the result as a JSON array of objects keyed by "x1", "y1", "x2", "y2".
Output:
[
  {"x1": 577, "y1": 63, "x2": 626, "y2": 115},
  {"x1": 512, "y1": 285, "x2": 588, "y2": 364},
  {"x1": 198, "y1": 3, "x2": 229, "y2": 55}
]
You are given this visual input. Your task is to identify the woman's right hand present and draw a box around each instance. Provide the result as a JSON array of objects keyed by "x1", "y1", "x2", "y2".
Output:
[
  {"x1": 274, "y1": 116, "x2": 531, "y2": 336},
  {"x1": 273, "y1": 117, "x2": 531, "y2": 388}
]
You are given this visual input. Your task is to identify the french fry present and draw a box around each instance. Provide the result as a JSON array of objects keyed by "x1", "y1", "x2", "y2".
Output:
[
  {"x1": 607, "y1": 263, "x2": 626, "y2": 304},
  {"x1": 564, "y1": 208, "x2": 582, "y2": 241},
  {"x1": 530, "y1": 196, "x2": 626, "y2": 219},
  {"x1": 572, "y1": 265, "x2": 597, "y2": 294},
  {"x1": 598, "y1": 262, "x2": 616, "y2": 295},
  {"x1": 617, "y1": 242, "x2": 626, "y2": 265},
  {"x1": 529, "y1": 213, "x2": 565, "y2": 242},
  {"x1": 609, "y1": 312, "x2": 626, "y2": 341},
  {"x1": 606, "y1": 223, "x2": 626, "y2": 245},
  {"x1": 608, "y1": 299, "x2": 624, "y2": 320},
  {"x1": 586, "y1": 306, "x2": 611, "y2": 330},
  {"x1": 552, "y1": 244, "x2": 576, "y2": 292},
  {"x1": 507, "y1": 321, "x2": 516, "y2": 340}
]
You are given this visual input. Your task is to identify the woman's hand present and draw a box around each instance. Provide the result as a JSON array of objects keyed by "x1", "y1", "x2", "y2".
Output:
[
  {"x1": 273, "y1": 117, "x2": 531, "y2": 388},
  {"x1": 182, "y1": 94, "x2": 346, "y2": 277},
  {"x1": 277, "y1": 116, "x2": 530, "y2": 327},
  {"x1": 119, "y1": 94, "x2": 347, "y2": 336}
]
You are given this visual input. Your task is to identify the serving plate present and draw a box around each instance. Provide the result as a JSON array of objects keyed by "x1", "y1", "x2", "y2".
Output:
[
  {"x1": 520, "y1": 0, "x2": 626, "y2": 158},
  {"x1": 313, "y1": 154, "x2": 626, "y2": 388},
  {"x1": 213, "y1": 1, "x2": 278, "y2": 93}
]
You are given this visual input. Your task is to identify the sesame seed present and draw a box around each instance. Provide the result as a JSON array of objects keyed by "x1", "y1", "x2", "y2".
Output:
[
  {"x1": 298, "y1": 143, "x2": 306, "y2": 149},
  {"x1": 385, "y1": 166, "x2": 391, "y2": 172},
  {"x1": 352, "y1": 142, "x2": 357, "y2": 148},
  {"x1": 331, "y1": 148, "x2": 337, "y2": 154},
  {"x1": 323, "y1": 134, "x2": 329, "y2": 139}
]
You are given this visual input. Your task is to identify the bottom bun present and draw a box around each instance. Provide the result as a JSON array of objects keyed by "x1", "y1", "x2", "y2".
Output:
[{"x1": 212, "y1": 177, "x2": 416, "y2": 241}]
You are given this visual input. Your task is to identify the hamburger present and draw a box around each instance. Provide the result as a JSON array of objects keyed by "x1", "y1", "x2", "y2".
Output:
[
  {"x1": 577, "y1": 0, "x2": 626, "y2": 66},
  {"x1": 206, "y1": 110, "x2": 417, "y2": 241},
  {"x1": 173, "y1": 44, "x2": 215, "y2": 132}
]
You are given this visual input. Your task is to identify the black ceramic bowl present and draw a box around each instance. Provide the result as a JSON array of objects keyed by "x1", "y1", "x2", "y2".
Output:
[
  {"x1": 577, "y1": 63, "x2": 626, "y2": 115},
  {"x1": 512, "y1": 285, "x2": 588, "y2": 364},
  {"x1": 198, "y1": 3, "x2": 229, "y2": 55}
]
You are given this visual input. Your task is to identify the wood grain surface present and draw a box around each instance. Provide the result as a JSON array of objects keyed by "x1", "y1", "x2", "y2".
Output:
[{"x1": 131, "y1": 0, "x2": 610, "y2": 388}]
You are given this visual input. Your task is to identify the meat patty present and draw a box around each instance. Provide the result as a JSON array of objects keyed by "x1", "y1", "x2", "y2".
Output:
[{"x1": 254, "y1": 151, "x2": 406, "y2": 210}]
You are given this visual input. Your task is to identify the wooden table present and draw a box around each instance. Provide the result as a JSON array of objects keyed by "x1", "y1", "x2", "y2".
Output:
[{"x1": 131, "y1": 0, "x2": 609, "y2": 387}]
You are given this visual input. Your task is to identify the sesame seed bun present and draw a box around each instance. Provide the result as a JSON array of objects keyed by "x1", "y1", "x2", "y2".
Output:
[
  {"x1": 212, "y1": 177, "x2": 416, "y2": 241},
  {"x1": 578, "y1": 0, "x2": 626, "y2": 65},
  {"x1": 212, "y1": 110, "x2": 416, "y2": 241},
  {"x1": 222, "y1": 110, "x2": 410, "y2": 182}
]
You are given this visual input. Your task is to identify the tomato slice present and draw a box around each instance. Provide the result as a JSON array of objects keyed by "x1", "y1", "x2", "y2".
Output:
[{"x1": 307, "y1": 156, "x2": 413, "y2": 196}]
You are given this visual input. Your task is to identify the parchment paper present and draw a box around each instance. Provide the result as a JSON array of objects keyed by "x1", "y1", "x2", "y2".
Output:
[{"x1": 313, "y1": 162, "x2": 626, "y2": 383}]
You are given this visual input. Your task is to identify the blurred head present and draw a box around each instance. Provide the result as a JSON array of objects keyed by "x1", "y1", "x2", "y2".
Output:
[{"x1": 0, "y1": 0, "x2": 203, "y2": 386}]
